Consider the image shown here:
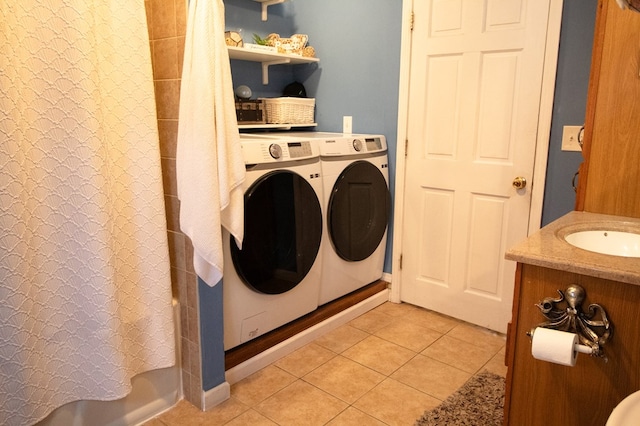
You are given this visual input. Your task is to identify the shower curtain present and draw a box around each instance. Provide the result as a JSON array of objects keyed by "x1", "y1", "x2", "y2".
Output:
[{"x1": 0, "y1": 1, "x2": 175, "y2": 425}]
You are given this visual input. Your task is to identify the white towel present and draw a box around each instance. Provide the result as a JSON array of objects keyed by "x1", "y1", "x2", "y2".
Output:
[{"x1": 177, "y1": 0, "x2": 245, "y2": 286}]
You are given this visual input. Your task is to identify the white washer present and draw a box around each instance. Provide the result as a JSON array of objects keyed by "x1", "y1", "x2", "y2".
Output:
[
  {"x1": 249, "y1": 132, "x2": 390, "y2": 305},
  {"x1": 222, "y1": 135, "x2": 323, "y2": 350}
]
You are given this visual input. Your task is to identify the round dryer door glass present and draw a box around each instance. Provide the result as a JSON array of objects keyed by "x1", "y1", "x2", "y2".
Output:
[
  {"x1": 230, "y1": 170, "x2": 322, "y2": 294},
  {"x1": 328, "y1": 160, "x2": 390, "y2": 261}
]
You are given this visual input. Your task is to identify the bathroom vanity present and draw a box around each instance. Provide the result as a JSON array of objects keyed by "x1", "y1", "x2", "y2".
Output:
[
  {"x1": 504, "y1": 211, "x2": 640, "y2": 425},
  {"x1": 503, "y1": 0, "x2": 640, "y2": 423}
]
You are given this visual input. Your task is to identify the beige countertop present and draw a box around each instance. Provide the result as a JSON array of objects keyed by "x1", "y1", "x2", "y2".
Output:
[{"x1": 505, "y1": 211, "x2": 640, "y2": 285}]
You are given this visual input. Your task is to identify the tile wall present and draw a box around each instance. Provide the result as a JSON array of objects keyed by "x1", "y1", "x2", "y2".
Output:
[{"x1": 144, "y1": 0, "x2": 203, "y2": 408}]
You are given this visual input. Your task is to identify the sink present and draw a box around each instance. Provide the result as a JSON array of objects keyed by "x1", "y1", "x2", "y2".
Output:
[{"x1": 564, "y1": 230, "x2": 640, "y2": 258}]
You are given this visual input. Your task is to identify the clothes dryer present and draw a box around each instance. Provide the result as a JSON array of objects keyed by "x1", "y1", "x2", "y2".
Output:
[
  {"x1": 222, "y1": 135, "x2": 323, "y2": 350},
  {"x1": 249, "y1": 132, "x2": 390, "y2": 305}
]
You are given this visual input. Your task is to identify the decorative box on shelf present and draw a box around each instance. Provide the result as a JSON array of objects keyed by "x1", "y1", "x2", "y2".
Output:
[
  {"x1": 235, "y1": 100, "x2": 266, "y2": 125},
  {"x1": 261, "y1": 97, "x2": 315, "y2": 124}
]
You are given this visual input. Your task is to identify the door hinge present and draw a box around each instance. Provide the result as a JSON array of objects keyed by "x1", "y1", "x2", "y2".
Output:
[
  {"x1": 399, "y1": 254, "x2": 403, "y2": 270},
  {"x1": 405, "y1": 139, "x2": 408, "y2": 157},
  {"x1": 410, "y1": 11, "x2": 415, "y2": 31}
]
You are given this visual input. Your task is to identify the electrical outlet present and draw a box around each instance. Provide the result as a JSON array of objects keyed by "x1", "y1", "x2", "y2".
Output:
[
  {"x1": 561, "y1": 126, "x2": 582, "y2": 151},
  {"x1": 343, "y1": 116, "x2": 353, "y2": 134}
]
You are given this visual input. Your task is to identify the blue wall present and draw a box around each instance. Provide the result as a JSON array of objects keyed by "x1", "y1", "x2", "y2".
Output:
[
  {"x1": 291, "y1": 0, "x2": 402, "y2": 275},
  {"x1": 225, "y1": 0, "x2": 599, "y2": 260},
  {"x1": 198, "y1": 277, "x2": 225, "y2": 391},
  {"x1": 541, "y1": 0, "x2": 598, "y2": 226},
  {"x1": 224, "y1": 0, "x2": 402, "y2": 273},
  {"x1": 225, "y1": 0, "x2": 297, "y2": 98}
]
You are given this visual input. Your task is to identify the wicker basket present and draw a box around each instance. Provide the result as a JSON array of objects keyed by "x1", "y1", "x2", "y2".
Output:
[{"x1": 262, "y1": 97, "x2": 315, "y2": 124}]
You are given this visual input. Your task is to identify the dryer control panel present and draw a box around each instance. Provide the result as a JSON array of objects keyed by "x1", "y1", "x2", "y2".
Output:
[
  {"x1": 240, "y1": 138, "x2": 319, "y2": 165},
  {"x1": 317, "y1": 135, "x2": 387, "y2": 157}
]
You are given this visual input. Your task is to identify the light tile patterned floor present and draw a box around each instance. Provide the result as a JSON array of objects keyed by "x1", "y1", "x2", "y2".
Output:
[{"x1": 145, "y1": 302, "x2": 507, "y2": 426}]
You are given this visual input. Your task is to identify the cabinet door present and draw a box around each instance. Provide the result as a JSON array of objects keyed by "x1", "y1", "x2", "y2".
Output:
[
  {"x1": 577, "y1": 0, "x2": 640, "y2": 217},
  {"x1": 506, "y1": 265, "x2": 640, "y2": 425}
]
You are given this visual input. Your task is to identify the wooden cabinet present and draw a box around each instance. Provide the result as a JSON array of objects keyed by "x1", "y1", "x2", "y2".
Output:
[
  {"x1": 576, "y1": 0, "x2": 640, "y2": 217},
  {"x1": 504, "y1": 264, "x2": 640, "y2": 425},
  {"x1": 506, "y1": 2, "x2": 640, "y2": 415}
]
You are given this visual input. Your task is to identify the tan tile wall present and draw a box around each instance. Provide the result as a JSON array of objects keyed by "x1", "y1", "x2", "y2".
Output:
[{"x1": 145, "y1": 0, "x2": 203, "y2": 408}]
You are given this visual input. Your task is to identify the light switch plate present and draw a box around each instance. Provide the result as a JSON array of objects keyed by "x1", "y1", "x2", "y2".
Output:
[
  {"x1": 561, "y1": 125, "x2": 582, "y2": 151},
  {"x1": 343, "y1": 116, "x2": 352, "y2": 134}
]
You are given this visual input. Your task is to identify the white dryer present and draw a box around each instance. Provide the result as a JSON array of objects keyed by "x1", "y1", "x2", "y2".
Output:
[
  {"x1": 222, "y1": 135, "x2": 323, "y2": 350},
  {"x1": 251, "y1": 132, "x2": 390, "y2": 305}
]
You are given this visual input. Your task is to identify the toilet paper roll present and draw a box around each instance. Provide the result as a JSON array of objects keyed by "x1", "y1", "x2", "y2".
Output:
[{"x1": 531, "y1": 327, "x2": 579, "y2": 366}]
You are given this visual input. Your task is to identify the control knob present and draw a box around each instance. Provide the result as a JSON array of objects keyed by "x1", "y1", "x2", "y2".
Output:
[
  {"x1": 269, "y1": 143, "x2": 282, "y2": 159},
  {"x1": 352, "y1": 139, "x2": 363, "y2": 152}
]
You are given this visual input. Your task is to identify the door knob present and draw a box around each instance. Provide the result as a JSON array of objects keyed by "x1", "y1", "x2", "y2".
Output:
[{"x1": 512, "y1": 176, "x2": 527, "y2": 189}]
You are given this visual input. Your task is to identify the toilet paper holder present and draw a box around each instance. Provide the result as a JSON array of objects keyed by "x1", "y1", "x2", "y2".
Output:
[{"x1": 527, "y1": 284, "x2": 613, "y2": 359}]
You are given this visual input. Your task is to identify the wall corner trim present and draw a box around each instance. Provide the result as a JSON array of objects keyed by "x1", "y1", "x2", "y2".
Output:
[{"x1": 201, "y1": 381, "x2": 230, "y2": 411}]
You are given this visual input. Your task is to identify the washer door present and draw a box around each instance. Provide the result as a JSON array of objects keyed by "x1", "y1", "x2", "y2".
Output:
[
  {"x1": 230, "y1": 170, "x2": 322, "y2": 294},
  {"x1": 328, "y1": 160, "x2": 390, "y2": 262}
]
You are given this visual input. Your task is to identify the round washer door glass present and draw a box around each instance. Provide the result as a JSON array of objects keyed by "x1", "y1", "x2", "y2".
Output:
[
  {"x1": 230, "y1": 170, "x2": 322, "y2": 294},
  {"x1": 328, "y1": 160, "x2": 390, "y2": 261}
]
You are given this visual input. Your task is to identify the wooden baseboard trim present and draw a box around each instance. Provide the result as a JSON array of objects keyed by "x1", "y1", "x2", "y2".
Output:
[
  {"x1": 225, "y1": 288, "x2": 390, "y2": 385},
  {"x1": 224, "y1": 280, "x2": 389, "y2": 370}
]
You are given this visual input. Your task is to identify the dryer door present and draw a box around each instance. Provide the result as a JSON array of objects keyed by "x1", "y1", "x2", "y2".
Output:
[
  {"x1": 230, "y1": 170, "x2": 322, "y2": 294},
  {"x1": 328, "y1": 160, "x2": 390, "y2": 262}
]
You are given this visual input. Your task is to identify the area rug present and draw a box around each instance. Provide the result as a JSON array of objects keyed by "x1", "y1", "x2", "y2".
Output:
[{"x1": 415, "y1": 370, "x2": 505, "y2": 426}]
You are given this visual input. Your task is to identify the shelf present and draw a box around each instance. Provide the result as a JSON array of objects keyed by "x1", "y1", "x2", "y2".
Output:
[
  {"x1": 228, "y1": 46, "x2": 319, "y2": 84},
  {"x1": 228, "y1": 46, "x2": 318, "y2": 65},
  {"x1": 253, "y1": 0, "x2": 286, "y2": 21},
  {"x1": 238, "y1": 123, "x2": 317, "y2": 131}
]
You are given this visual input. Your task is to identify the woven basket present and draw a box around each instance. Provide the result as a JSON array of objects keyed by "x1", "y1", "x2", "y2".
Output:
[{"x1": 262, "y1": 97, "x2": 315, "y2": 124}]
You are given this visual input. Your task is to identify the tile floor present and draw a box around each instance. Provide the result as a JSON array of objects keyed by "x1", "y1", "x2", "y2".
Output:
[{"x1": 145, "y1": 301, "x2": 507, "y2": 426}]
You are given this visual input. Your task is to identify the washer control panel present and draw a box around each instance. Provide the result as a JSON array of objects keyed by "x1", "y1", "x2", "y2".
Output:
[
  {"x1": 286, "y1": 141, "x2": 314, "y2": 158},
  {"x1": 240, "y1": 137, "x2": 318, "y2": 165}
]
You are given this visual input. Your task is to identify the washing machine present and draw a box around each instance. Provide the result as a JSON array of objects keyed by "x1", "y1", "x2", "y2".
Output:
[
  {"x1": 222, "y1": 134, "x2": 324, "y2": 350},
  {"x1": 249, "y1": 132, "x2": 390, "y2": 305}
]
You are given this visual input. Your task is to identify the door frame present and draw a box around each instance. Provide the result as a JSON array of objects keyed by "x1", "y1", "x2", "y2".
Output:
[{"x1": 390, "y1": 0, "x2": 565, "y2": 303}]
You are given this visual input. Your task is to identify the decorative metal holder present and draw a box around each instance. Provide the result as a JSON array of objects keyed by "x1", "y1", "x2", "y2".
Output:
[{"x1": 532, "y1": 284, "x2": 612, "y2": 359}]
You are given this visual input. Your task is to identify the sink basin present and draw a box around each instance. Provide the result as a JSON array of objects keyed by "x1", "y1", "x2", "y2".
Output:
[{"x1": 564, "y1": 230, "x2": 640, "y2": 258}]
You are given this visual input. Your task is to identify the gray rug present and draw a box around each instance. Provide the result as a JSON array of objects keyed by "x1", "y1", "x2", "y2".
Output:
[{"x1": 415, "y1": 371, "x2": 505, "y2": 426}]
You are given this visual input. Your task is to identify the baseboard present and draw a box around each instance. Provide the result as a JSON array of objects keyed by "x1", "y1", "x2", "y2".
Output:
[
  {"x1": 225, "y1": 289, "x2": 390, "y2": 385},
  {"x1": 201, "y1": 381, "x2": 231, "y2": 411}
]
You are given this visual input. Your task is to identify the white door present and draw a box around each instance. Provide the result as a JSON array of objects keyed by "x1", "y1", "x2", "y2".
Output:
[{"x1": 400, "y1": 0, "x2": 552, "y2": 333}]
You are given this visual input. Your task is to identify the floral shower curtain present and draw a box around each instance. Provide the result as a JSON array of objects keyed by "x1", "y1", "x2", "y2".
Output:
[{"x1": 0, "y1": 1, "x2": 175, "y2": 425}]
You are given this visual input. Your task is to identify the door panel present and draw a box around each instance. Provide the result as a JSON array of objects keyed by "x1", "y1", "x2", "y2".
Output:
[
  {"x1": 328, "y1": 161, "x2": 391, "y2": 262},
  {"x1": 401, "y1": 0, "x2": 551, "y2": 332},
  {"x1": 231, "y1": 170, "x2": 322, "y2": 294}
]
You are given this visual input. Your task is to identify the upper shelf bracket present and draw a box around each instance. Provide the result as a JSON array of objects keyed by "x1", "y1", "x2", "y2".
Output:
[
  {"x1": 253, "y1": 0, "x2": 286, "y2": 21},
  {"x1": 261, "y1": 59, "x2": 290, "y2": 84}
]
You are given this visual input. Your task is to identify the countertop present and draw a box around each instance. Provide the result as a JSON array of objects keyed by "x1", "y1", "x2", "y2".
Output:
[{"x1": 505, "y1": 211, "x2": 640, "y2": 285}]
